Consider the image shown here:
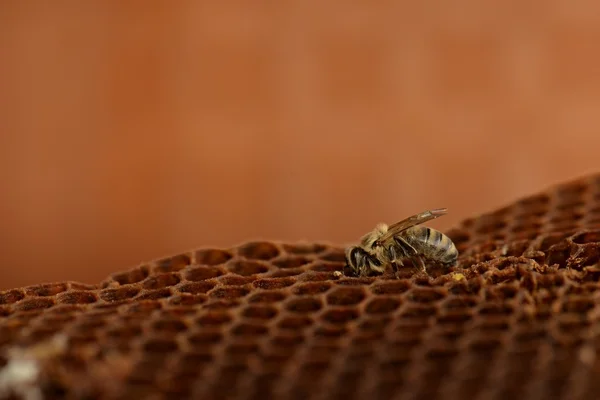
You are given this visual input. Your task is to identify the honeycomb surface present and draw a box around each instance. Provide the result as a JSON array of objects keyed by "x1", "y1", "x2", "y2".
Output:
[{"x1": 4, "y1": 175, "x2": 600, "y2": 399}]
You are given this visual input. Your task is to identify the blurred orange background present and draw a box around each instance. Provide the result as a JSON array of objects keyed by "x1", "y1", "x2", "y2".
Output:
[{"x1": 2, "y1": 1, "x2": 600, "y2": 290}]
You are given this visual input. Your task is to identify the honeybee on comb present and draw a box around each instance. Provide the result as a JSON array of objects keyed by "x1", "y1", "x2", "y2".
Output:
[{"x1": 343, "y1": 208, "x2": 458, "y2": 277}]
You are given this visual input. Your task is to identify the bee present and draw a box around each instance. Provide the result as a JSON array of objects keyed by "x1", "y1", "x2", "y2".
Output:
[{"x1": 344, "y1": 208, "x2": 458, "y2": 277}]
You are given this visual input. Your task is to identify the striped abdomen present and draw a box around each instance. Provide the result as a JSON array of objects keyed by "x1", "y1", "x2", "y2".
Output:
[{"x1": 402, "y1": 226, "x2": 458, "y2": 265}]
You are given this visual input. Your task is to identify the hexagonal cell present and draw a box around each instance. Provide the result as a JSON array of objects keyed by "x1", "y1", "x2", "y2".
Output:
[
  {"x1": 187, "y1": 331, "x2": 224, "y2": 346},
  {"x1": 246, "y1": 373, "x2": 280, "y2": 398},
  {"x1": 513, "y1": 326, "x2": 547, "y2": 344},
  {"x1": 269, "y1": 268, "x2": 304, "y2": 278},
  {"x1": 555, "y1": 181, "x2": 587, "y2": 200},
  {"x1": 195, "y1": 311, "x2": 232, "y2": 326},
  {"x1": 478, "y1": 303, "x2": 514, "y2": 316},
  {"x1": 425, "y1": 343, "x2": 459, "y2": 361},
  {"x1": 555, "y1": 314, "x2": 590, "y2": 334},
  {"x1": 231, "y1": 323, "x2": 269, "y2": 336},
  {"x1": 3, "y1": 312, "x2": 40, "y2": 327},
  {"x1": 99, "y1": 286, "x2": 140, "y2": 302},
  {"x1": 442, "y1": 296, "x2": 478, "y2": 311},
  {"x1": 285, "y1": 297, "x2": 323, "y2": 313},
  {"x1": 26, "y1": 325, "x2": 64, "y2": 342},
  {"x1": 105, "y1": 322, "x2": 143, "y2": 338},
  {"x1": 160, "y1": 307, "x2": 197, "y2": 319},
  {"x1": 283, "y1": 243, "x2": 328, "y2": 255},
  {"x1": 484, "y1": 285, "x2": 518, "y2": 300},
  {"x1": 238, "y1": 241, "x2": 280, "y2": 260},
  {"x1": 406, "y1": 287, "x2": 446, "y2": 304},
  {"x1": 326, "y1": 287, "x2": 366, "y2": 306},
  {"x1": 218, "y1": 275, "x2": 256, "y2": 286},
  {"x1": 241, "y1": 305, "x2": 278, "y2": 320},
  {"x1": 277, "y1": 316, "x2": 313, "y2": 330},
  {"x1": 14, "y1": 298, "x2": 55, "y2": 311},
  {"x1": 584, "y1": 215, "x2": 600, "y2": 227},
  {"x1": 560, "y1": 297, "x2": 594, "y2": 314},
  {"x1": 168, "y1": 294, "x2": 207, "y2": 306},
  {"x1": 225, "y1": 342, "x2": 260, "y2": 356},
  {"x1": 433, "y1": 322, "x2": 465, "y2": 340},
  {"x1": 194, "y1": 248, "x2": 233, "y2": 266},
  {"x1": 227, "y1": 260, "x2": 270, "y2": 276},
  {"x1": 42, "y1": 305, "x2": 84, "y2": 318},
  {"x1": 273, "y1": 256, "x2": 311, "y2": 269},
  {"x1": 510, "y1": 229, "x2": 541, "y2": 242},
  {"x1": 314, "y1": 326, "x2": 348, "y2": 338},
  {"x1": 467, "y1": 336, "x2": 504, "y2": 353},
  {"x1": 209, "y1": 287, "x2": 250, "y2": 299},
  {"x1": 253, "y1": 278, "x2": 295, "y2": 290},
  {"x1": 293, "y1": 282, "x2": 332, "y2": 295},
  {"x1": 549, "y1": 211, "x2": 584, "y2": 226},
  {"x1": 177, "y1": 281, "x2": 216, "y2": 295},
  {"x1": 545, "y1": 242, "x2": 572, "y2": 268},
  {"x1": 185, "y1": 265, "x2": 224, "y2": 281},
  {"x1": 24, "y1": 283, "x2": 68, "y2": 297},
  {"x1": 176, "y1": 351, "x2": 214, "y2": 369},
  {"x1": 536, "y1": 233, "x2": 570, "y2": 252},
  {"x1": 142, "y1": 273, "x2": 181, "y2": 290},
  {"x1": 497, "y1": 240, "x2": 530, "y2": 257},
  {"x1": 307, "y1": 345, "x2": 340, "y2": 361},
  {"x1": 572, "y1": 229, "x2": 600, "y2": 244},
  {"x1": 389, "y1": 325, "x2": 425, "y2": 345},
  {"x1": 56, "y1": 291, "x2": 98, "y2": 305},
  {"x1": 247, "y1": 290, "x2": 287, "y2": 304},
  {"x1": 67, "y1": 282, "x2": 97, "y2": 291},
  {"x1": 111, "y1": 266, "x2": 150, "y2": 285},
  {"x1": 473, "y1": 316, "x2": 511, "y2": 332},
  {"x1": 0, "y1": 289, "x2": 25, "y2": 304},
  {"x1": 555, "y1": 198, "x2": 586, "y2": 211},
  {"x1": 271, "y1": 334, "x2": 305, "y2": 347},
  {"x1": 318, "y1": 251, "x2": 346, "y2": 263},
  {"x1": 588, "y1": 204, "x2": 600, "y2": 215},
  {"x1": 358, "y1": 317, "x2": 392, "y2": 332},
  {"x1": 515, "y1": 193, "x2": 550, "y2": 210},
  {"x1": 125, "y1": 300, "x2": 162, "y2": 315},
  {"x1": 142, "y1": 338, "x2": 179, "y2": 353},
  {"x1": 547, "y1": 220, "x2": 581, "y2": 232},
  {"x1": 371, "y1": 280, "x2": 412, "y2": 295},
  {"x1": 569, "y1": 245, "x2": 600, "y2": 270},
  {"x1": 321, "y1": 309, "x2": 360, "y2": 324},
  {"x1": 445, "y1": 228, "x2": 471, "y2": 247},
  {"x1": 399, "y1": 305, "x2": 437, "y2": 319},
  {"x1": 474, "y1": 215, "x2": 508, "y2": 235},
  {"x1": 137, "y1": 288, "x2": 173, "y2": 300},
  {"x1": 511, "y1": 218, "x2": 543, "y2": 234},
  {"x1": 300, "y1": 272, "x2": 338, "y2": 282},
  {"x1": 72, "y1": 316, "x2": 109, "y2": 332},
  {"x1": 309, "y1": 261, "x2": 344, "y2": 273},
  {"x1": 154, "y1": 253, "x2": 192, "y2": 273},
  {"x1": 365, "y1": 297, "x2": 402, "y2": 314}
]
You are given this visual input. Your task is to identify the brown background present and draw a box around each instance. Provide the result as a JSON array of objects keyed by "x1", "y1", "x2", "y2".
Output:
[{"x1": 2, "y1": 1, "x2": 600, "y2": 290}]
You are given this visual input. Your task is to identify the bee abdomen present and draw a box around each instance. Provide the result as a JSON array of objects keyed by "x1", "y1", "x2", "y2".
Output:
[{"x1": 410, "y1": 227, "x2": 458, "y2": 265}]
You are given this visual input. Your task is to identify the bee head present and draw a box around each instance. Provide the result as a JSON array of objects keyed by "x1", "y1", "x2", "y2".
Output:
[{"x1": 344, "y1": 245, "x2": 365, "y2": 277}]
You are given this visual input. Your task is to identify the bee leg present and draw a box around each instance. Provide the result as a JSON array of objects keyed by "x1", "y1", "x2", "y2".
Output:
[
  {"x1": 415, "y1": 257, "x2": 427, "y2": 273},
  {"x1": 392, "y1": 259, "x2": 403, "y2": 278}
]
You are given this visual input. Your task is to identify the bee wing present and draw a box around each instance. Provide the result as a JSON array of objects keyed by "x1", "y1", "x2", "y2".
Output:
[{"x1": 376, "y1": 208, "x2": 448, "y2": 246}]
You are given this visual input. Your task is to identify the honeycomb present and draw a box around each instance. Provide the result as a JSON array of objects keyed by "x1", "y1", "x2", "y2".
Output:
[{"x1": 4, "y1": 175, "x2": 600, "y2": 399}]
